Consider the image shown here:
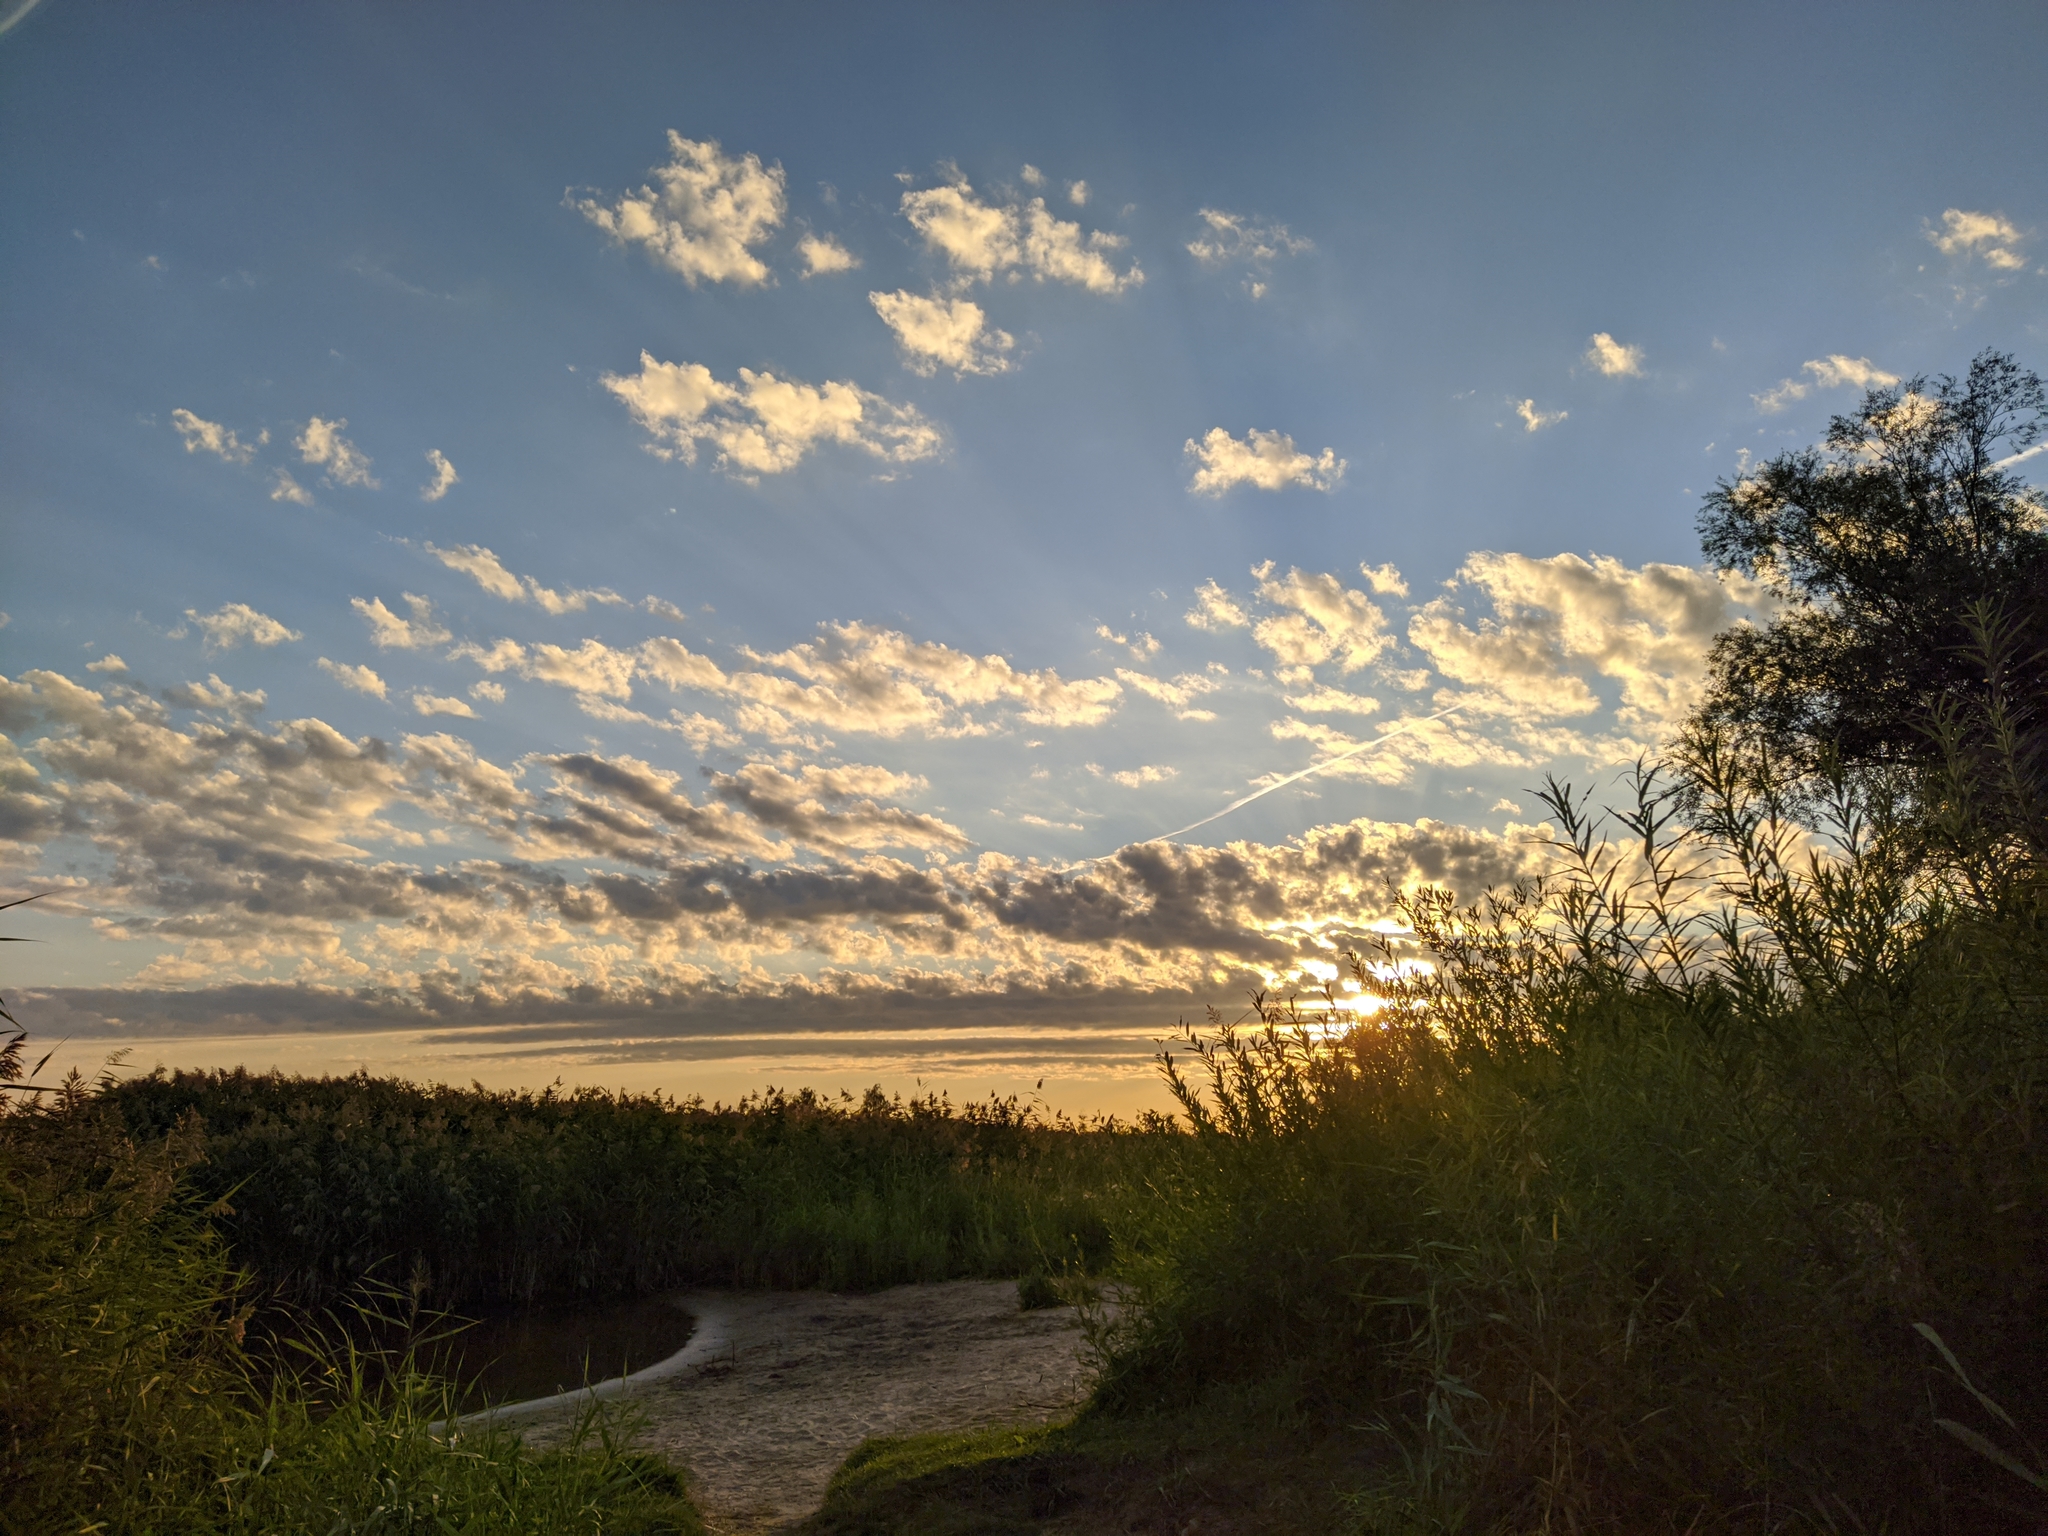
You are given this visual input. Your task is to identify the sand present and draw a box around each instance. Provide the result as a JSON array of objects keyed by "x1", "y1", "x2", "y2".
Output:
[{"x1": 514, "y1": 1281, "x2": 1096, "y2": 1534}]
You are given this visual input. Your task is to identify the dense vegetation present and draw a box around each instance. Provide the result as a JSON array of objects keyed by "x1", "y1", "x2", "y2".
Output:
[
  {"x1": 102, "y1": 1074, "x2": 1140, "y2": 1310},
  {"x1": 0, "y1": 1078, "x2": 706, "y2": 1535}
]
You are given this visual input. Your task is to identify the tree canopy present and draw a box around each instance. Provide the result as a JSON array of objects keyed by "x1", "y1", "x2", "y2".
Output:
[{"x1": 1696, "y1": 349, "x2": 2046, "y2": 770}]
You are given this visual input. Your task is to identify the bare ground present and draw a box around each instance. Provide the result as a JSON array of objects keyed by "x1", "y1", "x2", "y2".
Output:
[{"x1": 519, "y1": 1281, "x2": 1094, "y2": 1534}]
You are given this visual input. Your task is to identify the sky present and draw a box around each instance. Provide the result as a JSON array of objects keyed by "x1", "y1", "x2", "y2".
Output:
[{"x1": 2, "y1": 0, "x2": 2044, "y2": 1113}]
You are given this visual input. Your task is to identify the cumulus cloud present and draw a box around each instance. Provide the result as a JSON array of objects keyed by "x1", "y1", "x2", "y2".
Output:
[
  {"x1": 1361, "y1": 563, "x2": 1409, "y2": 597},
  {"x1": 426, "y1": 543, "x2": 627, "y2": 615},
  {"x1": 1090, "y1": 762, "x2": 1177, "y2": 788},
  {"x1": 420, "y1": 450, "x2": 459, "y2": 502},
  {"x1": 171, "y1": 408, "x2": 262, "y2": 464},
  {"x1": 85, "y1": 655, "x2": 127, "y2": 674},
  {"x1": 602, "y1": 352, "x2": 943, "y2": 478},
  {"x1": 797, "y1": 232, "x2": 858, "y2": 276},
  {"x1": 1753, "y1": 355, "x2": 1900, "y2": 413},
  {"x1": 1514, "y1": 399, "x2": 1567, "y2": 433},
  {"x1": 185, "y1": 602, "x2": 302, "y2": 651},
  {"x1": 1114, "y1": 669, "x2": 1220, "y2": 721},
  {"x1": 296, "y1": 417, "x2": 378, "y2": 488},
  {"x1": 317, "y1": 658, "x2": 387, "y2": 698},
  {"x1": 410, "y1": 691, "x2": 477, "y2": 718},
  {"x1": 455, "y1": 637, "x2": 639, "y2": 701},
  {"x1": 569, "y1": 132, "x2": 786, "y2": 288},
  {"x1": 1249, "y1": 564, "x2": 1392, "y2": 673},
  {"x1": 1185, "y1": 427, "x2": 1345, "y2": 495},
  {"x1": 869, "y1": 290, "x2": 1015, "y2": 376},
  {"x1": 1185, "y1": 579, "x2": 1249, "y2": 632},
  {"x1": 352, "y1": 594, "x2": 452, "y2": 650},
  {"x1": 1583, "y1": 332, "x2": 1644, "y2": 377},
  {"x1": 704, "y1": 761, "x2": 971, "y2": 855},
  {"x1": 1185, "y1": 208, "x2": 1311, "y2": 298},
  {"x1": 1927, "y1": 208, "x2": 2027, "y2": 271},
  {"x1": 899, "y1": 171, "x2": 1141, "y2": 294},
  {"x1": 269, "y1": 469, "x2": 314, "y2": 506},
  {"x1": 1408, "y1": 552, "x2": 1773, "y2": 730}
]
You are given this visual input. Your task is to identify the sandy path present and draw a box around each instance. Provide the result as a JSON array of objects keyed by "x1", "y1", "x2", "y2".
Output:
[{"x1": 522, "y1": 1281, "x2": 1094, "y2": 1534}]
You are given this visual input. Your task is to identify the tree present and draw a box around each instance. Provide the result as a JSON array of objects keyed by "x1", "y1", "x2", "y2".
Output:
[{"x1": 1695, "y1": 349, "x2": 2046, "y2": 771}]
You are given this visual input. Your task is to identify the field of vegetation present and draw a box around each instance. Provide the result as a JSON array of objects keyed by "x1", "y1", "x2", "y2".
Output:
[{"x1": 3, "y1": 354, "x2": 2044, "y2": 1531}]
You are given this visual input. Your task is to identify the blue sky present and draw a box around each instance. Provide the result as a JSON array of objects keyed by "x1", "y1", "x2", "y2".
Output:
[{"x1": 3, "y1": 1, "x2": 2044, "y2": 1110}]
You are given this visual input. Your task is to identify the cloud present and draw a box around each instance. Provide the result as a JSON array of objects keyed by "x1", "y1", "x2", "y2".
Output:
[
  {"x1": 85, "y1": 655, "x2": 127, "y2": 674},
  {"x1": 1408, "y1": 552, "x2": 1773, "y2": 730},
  {"x1": 171, "y1": 408, "x2": 262, "y2": 464},
  {"x1": 704, "y1": 761, "x2": 972, "y2": 855},
  {"x1": 602, "y1": 352, "x2": 942, "y2": 477},
  {"x1": 470, "y1": 680, "x2": 506, "y2": 704},
  {"x1": 1068, "y1": 181, "x2": 1089, "y2": 207},
  {"x1": 425, "y1": 543, "x2": 626, "y2": 614},
  {"x1": 1583, "y1": 332, "x2": 1644, "y2": 377},
  {"x1": 1185, "y1": 578, "x2": 1249, "y2": 632},
  {"x1": 317, "y1": 658, "x2": 388, "y2": 698},
  {"x1": 420, "y1": 450, "x2": 459, "y2": 502},
  {"x1": 184, "y1": 602, "x2": 301, "y2": 652},
  {"x1": 295, "y1": 417, "x2": 378, "y2": 488},
  {"x1": 269, "y1": 469, "x2": 314, "y2": 506},
  {"x1": 1514, "y1": 399, "x2": 1567, "y2": 433},
  {"x1": 1090, "y1": 762, "x2": 1177, "y2": 788},
  {"x1": 1185, "y1": 208, "x2": 1311, "y2": 298},
  {"x1": 869, "y1": 290, "x2": 1015, "y2": 376},
  {"x1": 899, "y1": 172, "x2": 1141, "y2": 294},
  {"x1": 1114, "y1": 669, "x2": 1220, "y2": 721},
  {"x1": 352, "y1": 594, "x2": 452, "y2": 650},
  {"x1": 410, "y1": 692, "x2": 477, "y2": 719},
  {"x1": 1753, "y1": 355, "x2": 1900, "y2": 413},
  {"x1": 1927, "y1": 208, "x2": 2027, "y2": 271},
  {"x1": 569, "y1": 132, "x2": 785, "y2": 288},
  {"x1": 1185, "y1": 427, "x2": 1345, "y2": 495},
  {"x1": 1361, "y1": 562, "x2": 1409, "y2": 597},
  {"x1": 797, "y1": 232, "x2": 859, "y2": 276},
  {"x1": 1249, "y1": 564, "x2": 1393, "y2": 673}
]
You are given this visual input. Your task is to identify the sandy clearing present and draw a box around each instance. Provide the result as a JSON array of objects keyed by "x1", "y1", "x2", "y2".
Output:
[{"x1": 518, "y1": 1280, "x2": 1095, "y2": 1534}]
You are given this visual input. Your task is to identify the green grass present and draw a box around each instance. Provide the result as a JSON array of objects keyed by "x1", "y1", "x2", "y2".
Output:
[{"x1": 0, "y1": 1086, "x2": 706, "y2": 1535}]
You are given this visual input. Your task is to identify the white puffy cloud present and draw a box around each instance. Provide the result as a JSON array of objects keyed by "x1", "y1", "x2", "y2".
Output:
[
  {"x1": 1114, "y1": 669, "x2": 1220, "y2": 721},
  {"x1": 164, "y1": 675, "x2": 266, "y2": 715},
  {"x1": 171, "y1": 408, "x2": 262, "y2": 464},
  {"x1": 1089, "y1": 762, "x2": 1177, "y2": 788},
  {"x1": 295, "y1": 417, "x2": 378, "y2": 488},
  {"x1": 1927, "y1": 208, "x2": 2027, "y2": 271},
  {"x1": 85, "y1": 655, "x2": 127, "y2": 674},
  {"x1": 1185, "y1": 208, "x2": 1311, "y2": 298},
  {"x1": 426, "y1": 543, "x2": 627, "y2": 614},
  {"x1": 1067, "y1": 180, "x2": 1089, "y2": 207},
  {"x1": 602, "y1": 352, "x2": 943, "y2": 478},
  {"x1": 420, "y1": 450, "x2": 459, "y2": 502},
  {"x1": 470, "y1": 680, "x2": 506, "y2": 704},
  {"x1": 797, "y1": 232, "x2": 858, "y2": 276},
  {"x1": 1583, "y1": 332, "x2": 1644, "y2": 377},
  {"x1": 900, "y1": 172, "x2": 1141, "y2": 295},
  {"x1": 184, "y1": 602, "x2": 301, "y2": 651},
  {"x1": 454, "y1": 637, "x2": 640, "y2": 701},
  {"x1": 869, "y1": 290, "x2": 1014, "y2": 376},
  {"x1": 352, "y1": 594, "x2": 452, "y2": 650},
  {"x1": 1753, "y1": 355, "x2": 1900, "y2": 413},
  {"x1": 569, "y1": 132, "x2": 785, "y2": 288},
  {"x1": 1185, "y1": 427, "x2": 1345, "y2": 495},
  {"x1": 1250, "y1": 564, "x2": 1393, "y2": 673},
  {"x1": 1361, "y1": 562, "x2": 1409, "y2": 597},
  {"x1": 1514, "y1": 399, "x2": 1567, "y2": 433},
  {"x1": 317, "y1": 658, "x2": 387, "y2": 698},
  {"x1": 1184, "y1": 578, "x2": 1249, "y2": 632},
  {"x1": 1408, "y1": 552, "x2": 1774, "y2": 730},
  {"x1": 410, "y1": 691, "x2": 477, "y2": 719},
  {"x1": 269, "y1": 469, "x2": 314, "y2": 506}
]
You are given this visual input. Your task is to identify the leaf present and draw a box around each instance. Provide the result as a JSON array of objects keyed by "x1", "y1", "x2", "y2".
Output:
[{"x1": 1934, "y1": 1418, "x2": 2048, "y2": 1492}]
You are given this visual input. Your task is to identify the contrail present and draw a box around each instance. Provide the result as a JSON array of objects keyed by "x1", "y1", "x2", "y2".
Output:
[{"x1": 1151, "y1": 703, "x2": 1464, "y2": 844}]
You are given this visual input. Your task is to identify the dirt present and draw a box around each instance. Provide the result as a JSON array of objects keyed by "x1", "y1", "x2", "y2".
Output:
[{"x1": 516, "y1": 1280, "x2": 1095, "y2": 1534}]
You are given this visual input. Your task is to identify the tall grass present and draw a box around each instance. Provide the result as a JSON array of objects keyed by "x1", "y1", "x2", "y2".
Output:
[
  {"x1": 0, "y1": 1078, "x2": 704, "y2": 1534},
  {"x1": 103, "y1": 1074, "x2": 1149, "y2": 1309},
  {"x1": 1100, "y1": 724, "x2": 2048, "y2": 1531}
]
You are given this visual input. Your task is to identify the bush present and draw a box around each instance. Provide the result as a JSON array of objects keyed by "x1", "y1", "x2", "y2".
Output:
[
  {"x1": 1100, "y1": 739, "x2": 2048, "y2": 1531},
  {"x1": 0, "y1": 1079, "x2": 705, "y2": 1534}
]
